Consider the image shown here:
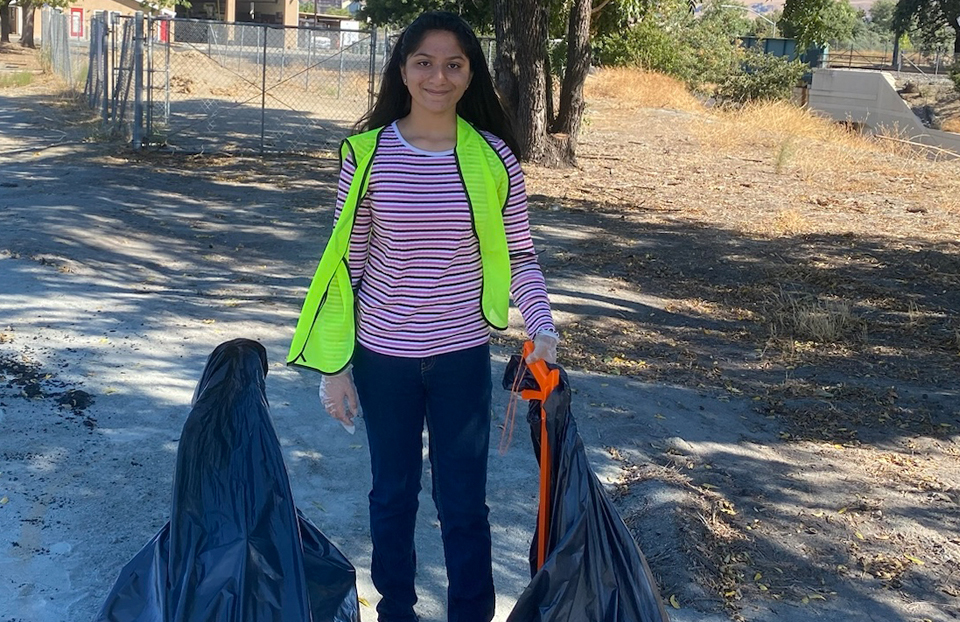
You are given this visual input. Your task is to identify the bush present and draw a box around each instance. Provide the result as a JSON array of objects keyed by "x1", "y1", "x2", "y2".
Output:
[
  {"x1": 950, "y1": 62, "x2": 960, "y2": 94},
  {"x1": 594, "y1": 20, "x2": 690, "y2": 81},
  {"x1": 716, "y1": 47, "x2": 807, "y2": 103}
]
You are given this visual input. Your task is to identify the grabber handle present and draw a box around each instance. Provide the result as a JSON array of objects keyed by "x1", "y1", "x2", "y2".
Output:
[{"x1": 520, "y1": 341, "x2": 560, "y2": 402}]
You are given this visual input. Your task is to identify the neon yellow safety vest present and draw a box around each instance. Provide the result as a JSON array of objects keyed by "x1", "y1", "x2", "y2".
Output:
[{"x1": 287, "y1": 117, "x2": 513, "y2": 374}]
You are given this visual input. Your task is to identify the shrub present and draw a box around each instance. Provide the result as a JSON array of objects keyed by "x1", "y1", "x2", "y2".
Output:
[
  {"x1": 715, "y1": 47, "x2": 807, "y2": 103},
  {"x1": 594, "y1": 20, "x2": 690, "y2": 82},
  {"x1": 950, "y1": 62, "x2": 960, "y2": 94}
]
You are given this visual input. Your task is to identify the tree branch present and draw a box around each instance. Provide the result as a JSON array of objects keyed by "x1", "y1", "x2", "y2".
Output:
[{"x1": 591, "y1": 0, "x2": 615, "y2": 15}]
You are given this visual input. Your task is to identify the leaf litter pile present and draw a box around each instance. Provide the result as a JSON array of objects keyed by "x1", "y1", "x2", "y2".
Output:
[
  {"x1": 0, "y1": 340, "x2": 96, "y2": 431},
  {"x1": 502, "y1": 69, "x2": 960, "y2": 619}
]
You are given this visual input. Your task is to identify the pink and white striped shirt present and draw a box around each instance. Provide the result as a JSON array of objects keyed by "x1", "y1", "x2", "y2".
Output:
[{"x1": 333, "y1": 121, "x2": 554, "y2": 358}]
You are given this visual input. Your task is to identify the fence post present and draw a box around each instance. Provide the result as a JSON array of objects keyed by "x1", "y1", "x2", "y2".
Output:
[
  {"x1": 164, "y1": 24, "x2": 170, "y2": 123},
  {"x1": 338, "y1": 45, "x2": 344, "y2": 99},
  {"x1": 261, "y1": 25, "x2": 268, "y2": 155},
  {"x1": 368, "y1": 27, "x2": 378, "y2": 112},
  {"x1": 306, "y1": 34, "x2": 312, "y2": 90},
  {"x1": 101, "y1": 16, "x2": 109, "y2": 124},
  {"x1": 133, "y1": 11, "x2": 144, "y2": 149},
  {"x1": 146, "y1": 17, "x2": 153, "y2": 143}
]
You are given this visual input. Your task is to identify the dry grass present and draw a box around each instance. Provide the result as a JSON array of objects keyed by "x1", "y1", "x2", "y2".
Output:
[
  {"x1": 942, "y1": 117, "x2": 960, "y2": 133},
  {"x1": 769, "y1": 290, "x2": 864, "y2": 344},
  {"x1": 689, "y1": 101, "x2": 914, "y2": 180},
  {"x1": 584, "y1": 67, "x2": 701, "y2": 112}
]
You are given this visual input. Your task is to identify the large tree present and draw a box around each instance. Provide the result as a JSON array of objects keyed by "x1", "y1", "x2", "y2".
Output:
[
  {"x1": 493, "y1": 0, "x2": 597, "y2": 165},
  {"x1": 364, "y1": 0, "x2": 615, "y2": 164},
  {"x1": 894, "y1": 0, "x2": 960, "y2": 56},
  {"x1": 358, "y1": 0, "x2": 492, "y2": 29},
  {"x1": 20, "y1": 0, "x2": 39, "y2": 48},
  {"x1": 1, "y1": 0, "x2": 12, "y2": 43},
  {"x1": 779, "y1": 0, "x2": 860, "y2": 47}
]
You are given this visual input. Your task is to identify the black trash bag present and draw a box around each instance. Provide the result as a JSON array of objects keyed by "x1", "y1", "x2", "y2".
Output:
[
  {"x1": 97, "y1": 338, "x2": 359, "y2": 622},
  {"x1": 502, "y1": 356, "x2": 670, "y2": 622}
]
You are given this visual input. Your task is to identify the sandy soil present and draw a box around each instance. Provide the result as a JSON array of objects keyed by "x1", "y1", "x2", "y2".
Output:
[{"x1": 1, "y1": 49, "x2": 958, "y2": 622}]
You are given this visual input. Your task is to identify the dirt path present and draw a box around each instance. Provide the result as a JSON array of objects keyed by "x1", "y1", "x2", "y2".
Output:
[{"x1": 0, "y1": 64, "x2": 958, "y2": 622}]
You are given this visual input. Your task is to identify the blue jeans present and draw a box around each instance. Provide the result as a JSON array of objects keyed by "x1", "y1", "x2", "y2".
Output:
[{"x1": 352, "y1": 343, "x2": 495, "y2": 622}]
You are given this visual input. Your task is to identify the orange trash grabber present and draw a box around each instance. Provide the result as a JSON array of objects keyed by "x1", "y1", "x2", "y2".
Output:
[{"x1": 519, "y1": 340, "x2": 561, "y2": 571}]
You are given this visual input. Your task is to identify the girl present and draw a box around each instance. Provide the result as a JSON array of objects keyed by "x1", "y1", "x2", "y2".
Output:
[{"x1": 288, "y1": 11, "x2": 559, "y2": 622}]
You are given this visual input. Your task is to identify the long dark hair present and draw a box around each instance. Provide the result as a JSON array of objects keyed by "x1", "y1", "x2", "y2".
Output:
[{"x1": 355, "y1": 11, "x2": 519, "y2": 156}]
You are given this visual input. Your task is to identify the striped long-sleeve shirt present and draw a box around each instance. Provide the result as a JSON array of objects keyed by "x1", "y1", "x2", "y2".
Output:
[{"x1": 333, "y1": 121, "x2": 554, "y2": 358}]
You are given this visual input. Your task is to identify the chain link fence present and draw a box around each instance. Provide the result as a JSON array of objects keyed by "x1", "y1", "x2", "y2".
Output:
[
  {"x1": 44, "y1": 9, "x2": 496, "y2": 154},
  {"x1": 143, "y1": 18, "x2": 383, "y2": 153},
  {"x1": 67, "y1": 10, "x2": 387, "y2": 153},
  {"x1": 40, "y1": 8, "x2": 89, "y2": 90}
]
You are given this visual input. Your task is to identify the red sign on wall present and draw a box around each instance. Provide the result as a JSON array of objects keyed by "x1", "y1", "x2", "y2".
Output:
[{"x1": 70, "y1": 8, "x2": 83, "y2": 38}]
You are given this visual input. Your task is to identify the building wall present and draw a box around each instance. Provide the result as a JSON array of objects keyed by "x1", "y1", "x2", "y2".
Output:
[{"x1": 27, "y1": 0, "x2": 141, "y2": 42}]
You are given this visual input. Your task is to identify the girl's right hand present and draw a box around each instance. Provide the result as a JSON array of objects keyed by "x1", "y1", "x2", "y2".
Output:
[{"x1": 319, "y1": 367, "x2": 360, "y2": 431}]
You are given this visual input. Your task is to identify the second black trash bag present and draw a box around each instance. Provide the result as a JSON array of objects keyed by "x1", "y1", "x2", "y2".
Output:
[
  {"x1": 96, "y1": 338, "x2": 359, "y2": 622},
  {"x1": 502, "y1": 354, "x2": 670, "y2": 622}
]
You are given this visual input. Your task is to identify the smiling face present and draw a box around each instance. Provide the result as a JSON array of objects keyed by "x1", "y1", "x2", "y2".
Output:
[{"x1": 400, "y1": 30, "x2": 472, "y2": 119}]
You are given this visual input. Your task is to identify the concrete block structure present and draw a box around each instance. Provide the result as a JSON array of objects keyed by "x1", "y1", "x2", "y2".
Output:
[{"x1": 807, "y1": 67, "x2": 960, "y2": 157}]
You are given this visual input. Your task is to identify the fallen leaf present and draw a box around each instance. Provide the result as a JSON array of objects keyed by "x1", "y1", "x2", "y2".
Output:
[
  {"x1": 0, "y1": 496, "x2": 7, "y2": 504},
  {"x1": 358, "y1": 597, "x2": 370, "y2": 607},
  {"x1": 669, "y1": 594, "x2": 680, "y2": 609},
  {"x1": 904, "y1": 554, "x2": 925, "y2": 565},
  {"x1": 855, "y1": 531, "x2": 864, "y2": 540}
]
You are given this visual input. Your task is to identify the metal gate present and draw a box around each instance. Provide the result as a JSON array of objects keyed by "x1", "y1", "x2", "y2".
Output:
[
  {"x1": 83, "y1": 11, "x2": 386, "y2": 154},
  {"x1": 144, "y1": 18, "x2": 382, "y2": 153}
]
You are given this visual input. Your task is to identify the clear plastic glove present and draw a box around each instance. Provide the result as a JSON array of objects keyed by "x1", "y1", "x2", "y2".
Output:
[
  {"x1": 319, "y1": 366, "x2": 360, "y2": 434},
  {"x1": 525, "y1": 330, "x2": 559, "y2": 366}
]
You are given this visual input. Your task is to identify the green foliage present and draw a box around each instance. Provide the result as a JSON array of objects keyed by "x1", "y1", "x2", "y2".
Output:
[
  {"x1": 680, "y1": 2, "x2": 751, "y2": 85},
  {"x1": 698, "y1": 0, "x2": 753, "y2": 37},
  {"x1": 594, "y1": 18, "x2": 690, "y2": 79},
  {"x1": 135, "y1": 0, "x2": 186, "y2": 10},
  {"x1": 780, "y1": 0, "x2": 859, "y2": 47},
  {"x1": 892, "y1": 0, "x2": 960, "y2": 55},
  {"x1": 300, "y1": 3, "x2": 352, "y2": 15},
  {"x1": 358, "y1": 0, "x2": 492, "y2": 28},
  {"x1": 0, "y1": 71, "x2": 33, "y2": 88},
  {"x1": 715, "y1": 46, "x2": 807, "y2": 103},
  {"x1": 949, "y1": 62, "x2": 960, "y2": 93},
  {"x1": 783, "y1": 0, "x2": 860, "y2": 47},
  {"x1": 868, "y1": 0, "x2": 897, "y2": 30}
]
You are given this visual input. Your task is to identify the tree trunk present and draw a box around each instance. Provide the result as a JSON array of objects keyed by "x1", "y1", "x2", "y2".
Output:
[
  {"x1": 20, "y1": 2, "x2": 35, "y2": 48},
  {"x1": 1, "y1": 3, "x2": 11, "y2": 44},
  {"x1": 552, "y1": 0, "x2": 591, "y2": 163},
  {"x1": 493, "y1": 0, "x2": 581, "y2": 166},
  {"x1": 492, "y1": 0, "x2": 519, "y2": 117}
]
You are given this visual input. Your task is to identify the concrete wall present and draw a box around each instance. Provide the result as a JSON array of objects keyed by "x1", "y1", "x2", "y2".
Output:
[{"x1": 807, "y1": 67, "x2": 960, "y2": 158}]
